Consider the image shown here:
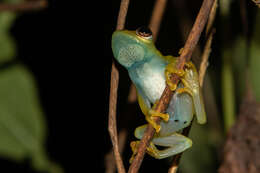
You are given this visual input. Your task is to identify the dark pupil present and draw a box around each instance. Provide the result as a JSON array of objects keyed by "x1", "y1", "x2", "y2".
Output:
[{"x1": 137, "y1": 26, "x2": 152, "y2": 37}]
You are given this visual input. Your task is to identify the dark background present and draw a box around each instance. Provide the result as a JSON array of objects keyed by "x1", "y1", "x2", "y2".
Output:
[
  {"x1": 0, "y1": 0, "x2": 98, "y2": 172},
  {"x1": 6, "y1": 0, "x2": 253, "y2": 172}
]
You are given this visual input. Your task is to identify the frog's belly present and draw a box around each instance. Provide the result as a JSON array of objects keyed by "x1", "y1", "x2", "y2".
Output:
[
  {"x1": 159, "y1": 93, "x2": 193, "y2": 136},
  {"x1": 141, "y1": 70, "x2": 166, "y2": 103}
]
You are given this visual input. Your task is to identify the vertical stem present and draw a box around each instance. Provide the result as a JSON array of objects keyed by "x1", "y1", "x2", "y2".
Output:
[
  {"x1": 109, "y1": 63, "x2": 125, "y2": 173},
  {"x1": 108, "y1": 0, "x2": 130, "y2": 173},
  {"x1": 222, "y1": 58, "x2": 236, "y2": 132},
  {"x1": 116, "y1": 0, "x2": 130, "y2": 30},
  {"x1": 149, "y1": 0, "x2": 167, "y2": 41},
  {"x1": 219, "y1": 0, "x2": 236, "y2": 132}
]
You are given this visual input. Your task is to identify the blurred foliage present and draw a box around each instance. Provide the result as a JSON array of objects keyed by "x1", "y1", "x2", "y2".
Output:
[
  {"x1": 0, "y1": 0, "x2": 63, "y2": 173},
  {"x1": 179, "y1": 123, "x2": 217, "y2": 173},
  {"x1": 0, "y1": 12, "x2": 16, "y2": 63},
  {"x1": 249, "y1": 10, "x2": 260, "y2": 101}
]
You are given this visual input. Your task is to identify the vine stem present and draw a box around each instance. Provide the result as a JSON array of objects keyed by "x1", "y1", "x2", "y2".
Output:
[
  {"x1": 128, "y1": 0, "x2": 215, "y2": 172},
  {"x1": 108, "y1": 0, "x2": 130, "y2": 173},
  {"x1": 168, "y1": 28, "x2": 216, "y2": 173}
]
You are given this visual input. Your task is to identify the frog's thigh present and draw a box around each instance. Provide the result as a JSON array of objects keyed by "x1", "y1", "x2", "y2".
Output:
[
  {"x1": 149, "y1": 133, "x2": 192, "y2": 159},
  {"x1": 134, "y1": 125, "x2": 192, "y2": 159}
]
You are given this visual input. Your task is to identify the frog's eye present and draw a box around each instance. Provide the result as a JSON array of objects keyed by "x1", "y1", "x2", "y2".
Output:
[{"x1": 136, "y1": 26, "x2": 153, "y2": 40}]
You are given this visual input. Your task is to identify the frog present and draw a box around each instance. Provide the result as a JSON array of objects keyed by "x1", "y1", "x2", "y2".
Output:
[{"x1": 111, "y1": 26, "x2": 206, "y2": 161}]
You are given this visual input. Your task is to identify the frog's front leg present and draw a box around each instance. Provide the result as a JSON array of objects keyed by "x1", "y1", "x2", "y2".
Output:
[
  {"x1": 164, "y1": 56, "x2": 195, "y2": 92},
  {"x1": 165, "y1": 59, "x2": 207, "y2": 124},
  {"x1": 164, "y1": 56, "x2": 186, "y2": 91},
  {"x1": 137, "y1": 92, "x2": 169, "y2": 133},
  {"x1": 130, "y1": 125, "x2": 192, "y2": 161}
]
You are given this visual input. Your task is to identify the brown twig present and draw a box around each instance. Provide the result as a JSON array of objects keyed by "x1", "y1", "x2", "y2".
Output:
[
  {"x1": 109, "y1": 63, "x2": 125, "y2": 173},
  {"x1": 172, "y1": 0, "x2": 201, "y2": 67},
  {"x1": 168, "y1": 29, "x2": 215, "y2": 173},
  {"x1": 168, "y1": 1, "x2": 217, "y2": 172},
  {"x1": 105, "y1": 129, "x2": 128, "y2": 173},
  {"x1": 149, "y1": 0, "x2": 167, "y2": 41},
  {"x1": 128, "y1": 0, "x2": 215, "y2": 173},
  {"x1": 206, "y1": 0, "x2": 218, "y2": 35},
  {"x1": 199, "y1": 29, "x2": 215, "y2": 86},
  {"x1": 116, "y1": 0, "x2": 130, "y2": 31},
  {"x1": 108, "y1": 0, "x2": 130, "y2": 173},
  {"x1": 0, "y1": 0, "x2": 47, "y2": 11}
]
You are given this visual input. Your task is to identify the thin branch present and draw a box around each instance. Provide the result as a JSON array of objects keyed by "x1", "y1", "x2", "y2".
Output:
[
  {"x1": 199, "y1": 29, "x2": 215, "y2": 86},
  {"x1": 206, "y1": 0, "x2": 218, "y2": 35},
  {"x1": 105, "y1": 129, "x2": 128, "y2": 173},
  {"x1": 168, "y1": 1, "x2": 217, "y2": 172},
  {"x1": 0, "y1": 0, "x2": 47, "y2": 11},
  {"x1": 109, "y1": 63, "x2": 125, "y2": 173},
  {"x1": 168, "y1": 29, "x2": 215, "y2": 173},
  {"x1": 116, "y1": 0, "x2": 130, "y2": 31},
  {"x1": 168, "y1": 30, "x2": 215, "y2": 173},
  {"x1": 172, "y1": 0, "x2": 201, "y2": 67},
  {"x1": 108, "y1": 0, "x2": 130, "y2": 173},
  {"x1": 149, "y1": 0, "x2": 167, "y2": 41},
  {"x1": 128, "y1": 0, "x2": 215, "y2": 172}
]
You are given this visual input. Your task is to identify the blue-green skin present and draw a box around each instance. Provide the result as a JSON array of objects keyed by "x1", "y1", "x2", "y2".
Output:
[{"x1": 111, "y1": 30, "x2": 206, "y2": 159}]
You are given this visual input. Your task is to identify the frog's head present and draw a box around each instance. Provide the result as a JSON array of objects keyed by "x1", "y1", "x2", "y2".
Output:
[{"x1": 111, "y1": 27, "x2": 156, "y2": 69}]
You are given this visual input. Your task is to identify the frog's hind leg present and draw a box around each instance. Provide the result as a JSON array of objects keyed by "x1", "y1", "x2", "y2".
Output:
[
  {"x1": 129, "y1": 124, "x2": 147, "y2": 163},
  {"x1": 148, "y1": 133, "x2": 192, "y2": 159},
  {"x1": 131, "y1": 125, "x2": 192, "y2": 160},
  {"x1": 137, "y1": 93, "x2": 169, "y2": 133}
]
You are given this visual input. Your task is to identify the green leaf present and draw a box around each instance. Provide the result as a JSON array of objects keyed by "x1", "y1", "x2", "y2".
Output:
[
  {"x1": 0, "y1": 12, "x2": 16, "y2": 32},
  {"x1": 0, "y1": 64, "x2": 57, "y2": 172},
  {"x1": 0, "y1": 12, "x2": 17, "y2": 63},
  {"x1": 0, "y1": 32, "x2": 16, "y2": 63},
  {"x1": 232, "y1": 36, "x2": 247, "y2": 100},
  {"x1": 249, "y1": 42, "x2": 260, "y2": 101},
  {"x1": 249, "y1": 10, "x2": 260, "y2": 101}
]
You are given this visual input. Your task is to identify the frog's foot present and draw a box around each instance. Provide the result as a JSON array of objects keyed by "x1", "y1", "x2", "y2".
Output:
[
  {"x1": 178, "y1": 47, "x2": 184, "y2": 55},
  {"x1": 150, "y1": 100, "x2": 169, "y2": 122},
  {"x1": 137, "y1": 95, "x2": 168, "y2": 133},
  {"x1": 146, "y1": 110, "x2": 169, "y2": 133},
  {"x1": 184, "y1": 61, "x2": 194, "y2": 69},
  {"x1": 145, "y1": 101, "x2": 169, "y2": 133},
  {"x1": 165, "y1": 64, "x2": 185, "y2": 91},
  {"x1": 129, "y1": 141, "x2": 140, "y2": 163},
  {"x1": 165, "y1": 60, "x2": 195, "y2": 91},
  {"x1": 149, "y1": 110, "x2": 169, "y2": 122},
  {"x1": 145, "y1": 115, "x2": 161, "y2": 133},
  {"x1": 175, "y1": 87, "x2": 193, "y2": 97}
]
